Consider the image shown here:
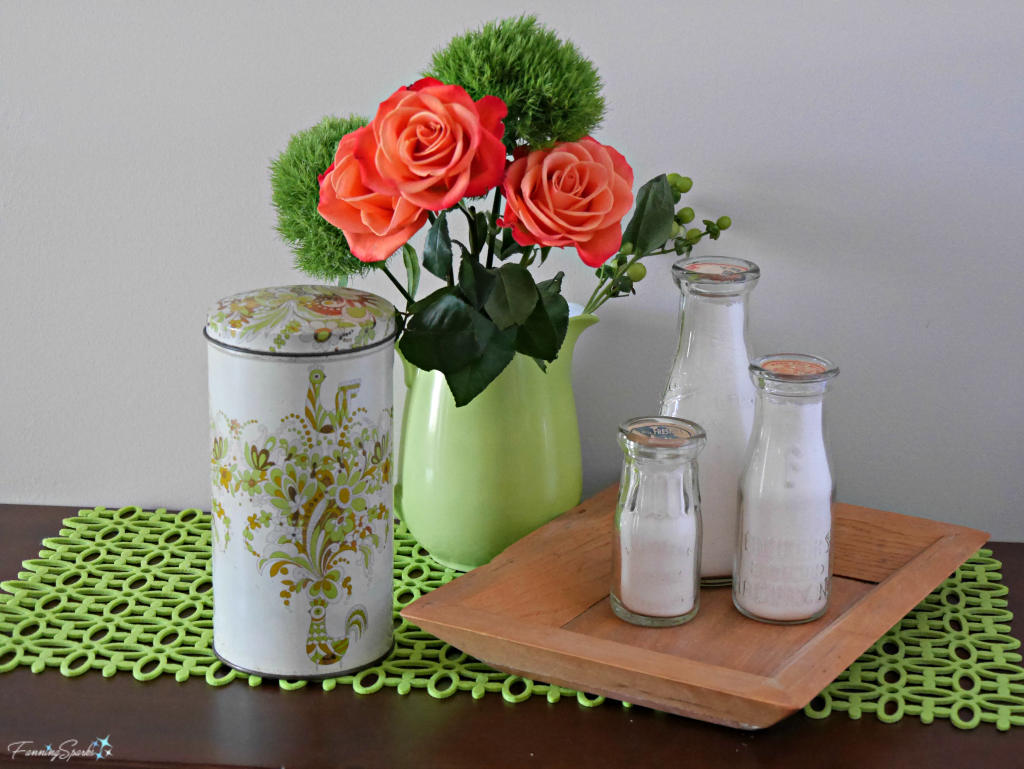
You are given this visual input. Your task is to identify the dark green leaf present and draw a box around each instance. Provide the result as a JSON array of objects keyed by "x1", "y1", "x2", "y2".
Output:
[
  {"x1": 402, "y1": 244, "x2": 421, "y2": 301},
  {"x1": 516, "y1": 272, "x2": 569, "y2": 361},
  {"x1": 423, "y1": 212, "x2": 453, "y2": 280},
  {"x1": 537, "y1": 271, "x2": 567, "y2": 301},
  {"x1": 399, "y1": 294, "x2": 483, "y2": 374},
  {"x1": 484, "y1": 263, "x2": 538, "y2": 330},
  {"x1": 531, "y1": 357, "x2": 548, "y2": 373},
  {"x1": 467, "y1": 306, "x2": 496, "y2": 350},
  {"x1": 499, "y1": 229, "x2": 526, "y2": 261},
  {"x1": 539, "y1": 246, "x2": 552, "y2": 265},
  {"x1": 407, "y1": 285, "x2": 457, "y2": 314},
  {"x1": 459, "y1": 258, "x2": 497, "y2": 311},
  {"x1": 445, "y1": 325, "x2": 518, "y2": 407},
  {"x1": 475, "y1": 211, "x2": 490, "y2": 251},
  {"x1": 622, "y1": 175, "x2": 676, "y2": 257}
]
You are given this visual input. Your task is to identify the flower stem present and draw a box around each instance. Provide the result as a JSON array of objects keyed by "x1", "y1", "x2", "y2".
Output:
[
  {"x1": 486, "y1": 187, "x2": 503, "y2": 269},
  {"x1": 456, "y1": 202, "x2": 477, "y2": 256},
  {"x1": 379, "y1": 263, "x2": 414, "y2": 306},
  {"x1": 581, "y1": 229, "x2": 711, "y2": 315},
  {"x1": 583, "y1": 252, "x2": 645, "y2": 315},
  {"x1": 583, "y1": 280, "x2": 606, "y2": 314}
]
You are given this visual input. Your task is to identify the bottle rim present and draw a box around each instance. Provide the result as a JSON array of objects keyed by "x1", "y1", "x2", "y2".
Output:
[
  {"x1": 618, "y1": 416, "x2": 707, "y2": 449},
  {"x1": 671, "y1": 256, "x2": 760, "y2": 286},
  {"x1": 750, "y1": 353, "x2": 839, "y2": 383}
]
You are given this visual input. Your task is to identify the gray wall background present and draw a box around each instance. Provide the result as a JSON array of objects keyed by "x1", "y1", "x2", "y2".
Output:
[{"x1": 2, "y1": 1, "x2": 1022, "y2": 537}]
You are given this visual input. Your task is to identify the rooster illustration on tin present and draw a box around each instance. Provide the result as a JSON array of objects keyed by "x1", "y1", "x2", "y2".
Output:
[{"x1": 307, "y1": 597, "x2": 368, "y2": 665}]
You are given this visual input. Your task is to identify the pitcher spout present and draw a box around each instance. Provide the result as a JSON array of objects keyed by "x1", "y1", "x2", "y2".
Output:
[
  {"x1": 566, "y1": 312, "x2": 599, "y2": 347},
  {"x1": 563, "y1": 312, "x2": 599, "y2": 357}
]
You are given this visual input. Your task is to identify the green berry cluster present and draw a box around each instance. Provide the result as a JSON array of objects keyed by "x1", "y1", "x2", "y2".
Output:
[
  {"x1": 665, "y1": 174, "x2": 731, "y2": 253},
  {"x1": 583, "y1": 173, "x2": 732, "y2": 313}
]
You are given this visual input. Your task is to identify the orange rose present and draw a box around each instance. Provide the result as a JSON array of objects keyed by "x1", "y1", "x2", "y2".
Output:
[
  {"x1": 317, "y1": 128, "x2": 429, "y2": 263},
  {"x1": 498, "y1": 137, "x2": 634, "y2": 267},
  {"x1": 354, "y1": 78, "x2": 508, "y2": 212}
]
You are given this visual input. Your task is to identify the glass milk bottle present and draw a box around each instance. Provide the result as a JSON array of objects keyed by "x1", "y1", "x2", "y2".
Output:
[
  {"x1": 611, "y1": 417, "x2": 706, "y2": 627},
  {"x1": 733, "y1": 354, "x2": 840, "y2": 624},
  {"x1": 660, "y1": 256, "x2": 759, "y2": 585}
]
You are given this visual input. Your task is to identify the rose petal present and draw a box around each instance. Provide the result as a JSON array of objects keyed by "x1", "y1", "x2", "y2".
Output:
[
  {"x1": 358, "y1": 81, "x2": 507, "y2": 213},
  {"x1": 409, "y1": 76, "x2": 444, "y2": 91},
  {"x1": 575, "y1": 223, "x2": 623, "y2": 267},
  {"x1": 463, "y1": 130, "x2": 507, "y2": 198},
  {"x1": 498, "y1": 137, "x2": 634, "y2": 267},
  {"x1": 346, "y1": 217, "x2": 425, "y2": 262},
  {"x1": 475, "y1": 95, "x2": 508, "y2": 139}
]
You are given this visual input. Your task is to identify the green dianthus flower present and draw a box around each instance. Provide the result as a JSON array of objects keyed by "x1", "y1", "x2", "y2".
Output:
[
  {"x1": 424, "y1": 15, "x2": 606, "y2": 152},
  {"x1": 269, "y1": 114, "x2": 370, "y2": 282}
]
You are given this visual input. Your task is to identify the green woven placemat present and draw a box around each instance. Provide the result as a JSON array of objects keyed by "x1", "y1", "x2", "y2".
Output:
[{"x1": 1, "y1": 506, "x2": 1022, "y2": 730}]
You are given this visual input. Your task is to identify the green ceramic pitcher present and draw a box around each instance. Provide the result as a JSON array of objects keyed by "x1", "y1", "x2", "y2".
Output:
[{"x1": 395, "y1": 312, "x2": 599, "y2": 571}]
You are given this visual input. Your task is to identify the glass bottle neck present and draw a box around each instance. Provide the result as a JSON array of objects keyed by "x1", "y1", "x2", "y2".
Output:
[
  {"x1": 621, "y1": 440, "x2": 704, "y2": 467},
  {"x1": 676, "y1": 291, "x2": 752, "y2": 367},
  {"x1": 753, "y1": 390, "x2": 826, "y2": 443}
]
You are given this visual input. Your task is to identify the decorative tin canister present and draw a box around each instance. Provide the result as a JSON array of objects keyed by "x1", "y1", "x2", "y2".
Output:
[{"x1": 205, "y1": 285, "x2": 397, "y2": 678}]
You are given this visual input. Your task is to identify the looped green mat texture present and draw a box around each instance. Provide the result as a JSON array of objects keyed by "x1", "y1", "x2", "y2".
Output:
[{"x1": 1, "y1": 506, "x2": 1022, "y2": 730}]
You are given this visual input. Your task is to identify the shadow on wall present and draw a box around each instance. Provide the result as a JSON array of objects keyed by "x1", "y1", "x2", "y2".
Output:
[{"x1": 574, "y1": 305, "x2": 678, "y2": 500}]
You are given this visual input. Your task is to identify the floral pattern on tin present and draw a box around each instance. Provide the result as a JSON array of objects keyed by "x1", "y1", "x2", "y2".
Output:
[
  {"x1": 209, "y1": 367, "x2": 392, "y2": 668},
  {"x1": 205, "y1": 285, "x2": 396, "y2": 355}
]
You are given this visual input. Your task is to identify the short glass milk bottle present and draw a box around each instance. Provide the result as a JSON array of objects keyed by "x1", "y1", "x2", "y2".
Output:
[
  {"x1": 612, "y1": 417, "x2": 706, "y2": 627},
  {"x1": 661, "y1": 256, "x2": 759, "y2": 585},
  {"x1": 733, "y1": 354, "x2": 840, "y2": 625}
]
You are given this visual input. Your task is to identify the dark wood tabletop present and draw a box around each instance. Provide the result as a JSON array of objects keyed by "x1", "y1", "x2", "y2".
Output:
[{"x1": 1, "y1": 503, "x2": 1021, "y2": 769}]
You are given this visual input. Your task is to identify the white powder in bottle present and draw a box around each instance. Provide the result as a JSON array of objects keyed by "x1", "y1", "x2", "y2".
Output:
[
  {"x1": 611, "y1": 417, "x2": 705, "y2": 624},
  {"x1": 662, "y1": 295, "x2": 754, "y2": 580},
  {"x1": 734, "y1": 371, "x2": 835, "y2": 623},
  {"x1": 616, "y1": 504, "x2": 698, "y2": 618}
]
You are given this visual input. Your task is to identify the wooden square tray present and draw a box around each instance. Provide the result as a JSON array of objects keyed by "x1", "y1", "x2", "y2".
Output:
[{"x1": 401, "y1": 485, "x2": 989, "y2": 729}]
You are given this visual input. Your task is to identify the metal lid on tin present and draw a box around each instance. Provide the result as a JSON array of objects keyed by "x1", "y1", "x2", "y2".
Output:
[
  {"x1": 619, "y1": 416, "x2": 707, "y2": 448},
  {"x1": 205, "y1": 285, "x2": 397, "y2": 356}
]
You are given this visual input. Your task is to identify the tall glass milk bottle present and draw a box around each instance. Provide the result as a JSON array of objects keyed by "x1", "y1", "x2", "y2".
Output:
[
  {"x1": 660, "y1": 256, "x2": 760, "y2": 585},
  {"x1": 734, "y1": 354, "x2": 840, "y2": 624}
]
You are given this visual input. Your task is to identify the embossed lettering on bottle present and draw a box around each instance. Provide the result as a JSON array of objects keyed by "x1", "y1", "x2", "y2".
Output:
[{"x1": 736, "y1": 532, "x2": 831, "y2": 611}]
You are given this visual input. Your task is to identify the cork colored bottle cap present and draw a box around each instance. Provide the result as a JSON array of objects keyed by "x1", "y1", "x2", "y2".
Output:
[
  {"x1": 751, "y1": 354, "x2": 839, "y2": 383},
  {"x1": 620, "y1": 417, "x2": 706, "y2": 448}
]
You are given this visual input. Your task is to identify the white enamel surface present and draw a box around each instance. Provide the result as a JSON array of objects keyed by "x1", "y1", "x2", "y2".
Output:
[{"x1": 209, "y1": 343, "x2": 394, "y2": 676}]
